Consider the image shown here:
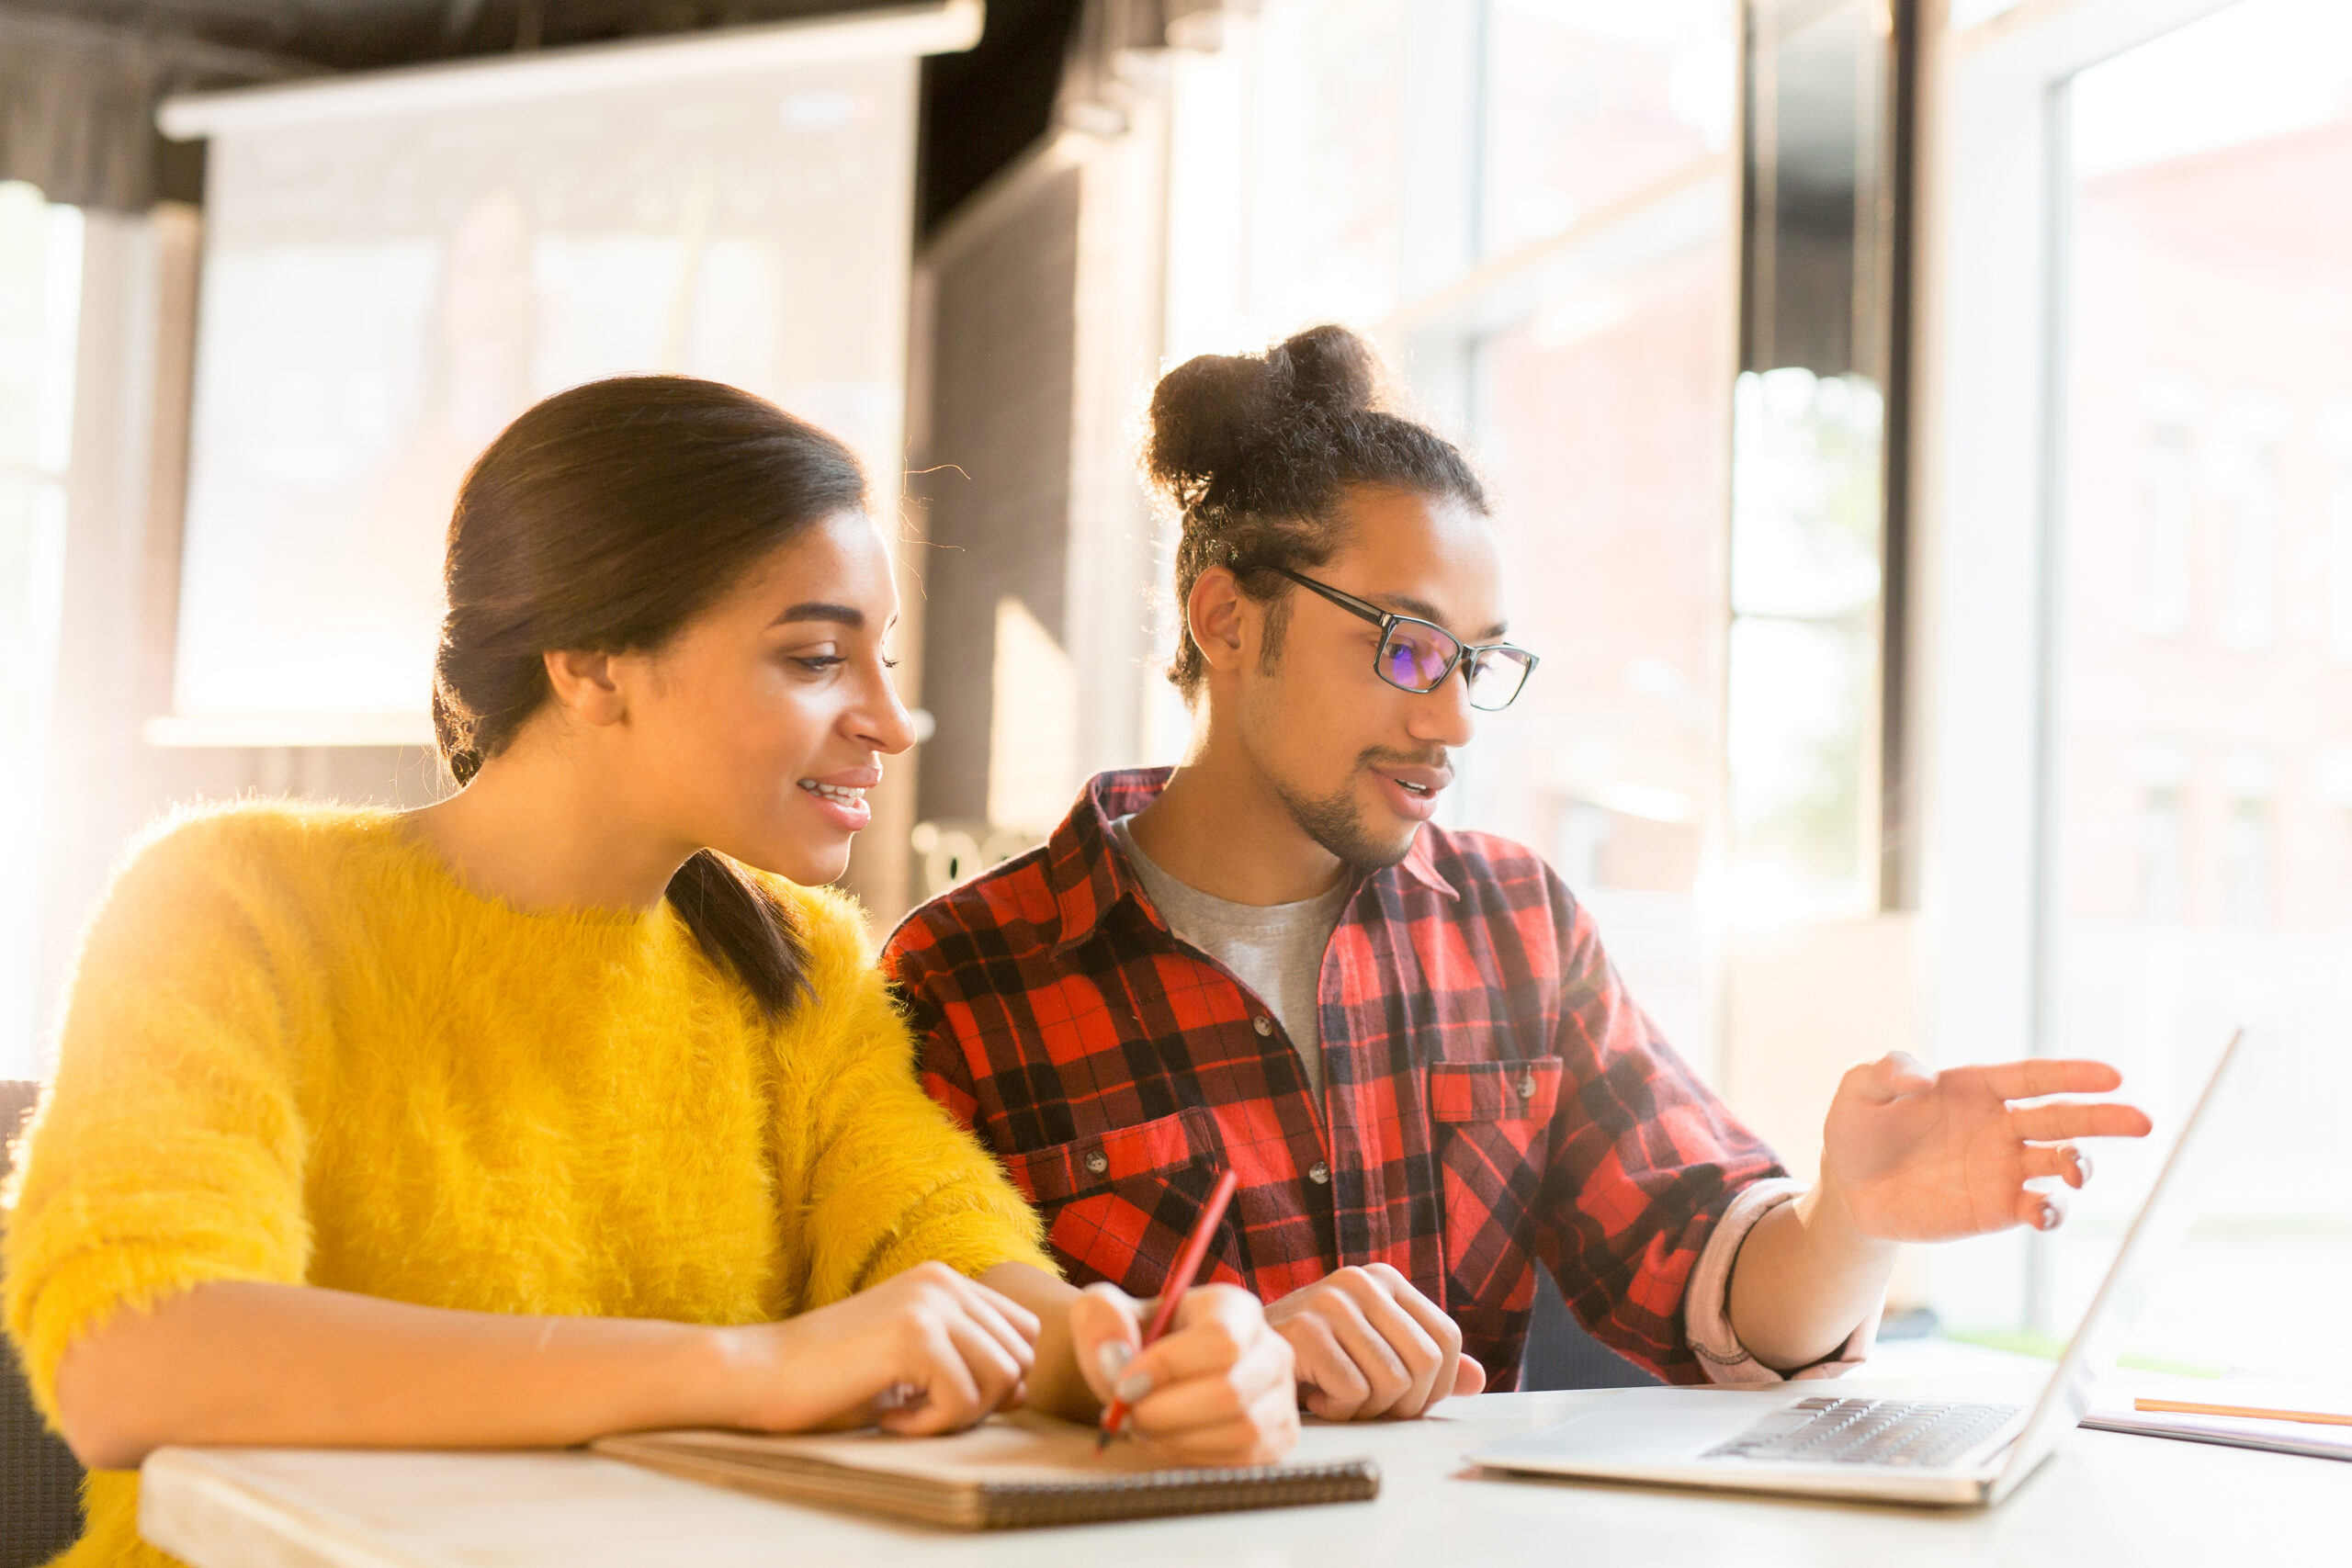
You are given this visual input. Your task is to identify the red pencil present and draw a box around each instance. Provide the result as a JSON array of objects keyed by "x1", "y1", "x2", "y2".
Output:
[{"x1": 1096, "y1": 1166, "x2": 1241, "y2": 1450}]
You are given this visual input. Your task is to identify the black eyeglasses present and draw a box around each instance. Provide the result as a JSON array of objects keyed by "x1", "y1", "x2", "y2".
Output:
[{"x1": 1271, "y1": 567, "x2": 1538, "y2": 711}]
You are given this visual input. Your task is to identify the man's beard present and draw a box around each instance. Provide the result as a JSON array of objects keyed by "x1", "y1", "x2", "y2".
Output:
[{"x1": 1272, "y1": 761, "x2": 1421, "y2": 872}]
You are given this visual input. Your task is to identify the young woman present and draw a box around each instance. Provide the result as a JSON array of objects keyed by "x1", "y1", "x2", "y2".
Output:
[{"x1": 3, "y1": 378, "x2": 1298, "y2": 1567}]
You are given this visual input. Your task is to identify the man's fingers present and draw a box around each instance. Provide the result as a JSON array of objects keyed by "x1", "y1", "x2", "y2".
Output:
[
  {"x1": 1373, "y1": 1271, "x2": 1467, "y2": 1415},
  {"x1": 1354, "y1": 1279, "x2": 1439, "y2": 1419},
  {"x1": 2008, "y1": 1101, "x2": 2153, "y2": 1141},
  {"x1": 2016, "y1": 1186, "x2": 2068, "y2": 1232},
  {"x1": 2020, "y1": 1143, "x2": 2092, "y2": 1188},
  {"x1": 1277, "y1": 1314, "x2": 1372, "y2": 1422},
  {"x1": 1844, "y1": 1051, "x2": 1935, "y2": 1104},
  {"x1": 1452, "y1": 1352, "x2": 1487, "y2": 1397},
  {"x1": 1315, "y1": 1292, "x2": 1416, "y2": 1417},
  {"x1": 1980, "y1": 1058, "x2": 2125, "y2": 1100}
]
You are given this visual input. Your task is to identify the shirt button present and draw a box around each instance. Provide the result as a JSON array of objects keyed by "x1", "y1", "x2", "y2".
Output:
[
  {"x1": 1306, "y1": 1161, "x2": 1330, "y2": 1186},
  {"x1": 1252, "y1": 1016, "x2": 1273, "y2": 1037},
  {"x1": 1519, "y1": 1070, "x2": 1538, "y2": 1100},
  {"x1": 1084, "y1": 1151, "x2": 1109, "y2": 1176}
]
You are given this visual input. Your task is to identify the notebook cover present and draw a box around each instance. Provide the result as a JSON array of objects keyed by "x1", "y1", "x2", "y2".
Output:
[
  {"x1": 2080, "y1": 1408, "x2": 2352, "y2": 1464},
  {"x1": 592, "y1": 1413, "x2": 1380, "y2": 1529}
]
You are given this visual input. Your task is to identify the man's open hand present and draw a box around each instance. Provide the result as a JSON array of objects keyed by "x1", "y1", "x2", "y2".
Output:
[{"x1": 1824, "y1": 1053, "x2": 2154, "y2": 1241}]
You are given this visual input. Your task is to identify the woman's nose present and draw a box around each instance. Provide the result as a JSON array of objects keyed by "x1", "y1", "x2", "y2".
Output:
[{"x1": 854, "y1": 661, "x2": 921, "y2": 756}]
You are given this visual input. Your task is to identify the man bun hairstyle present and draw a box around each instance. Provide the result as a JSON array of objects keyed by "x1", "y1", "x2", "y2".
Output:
[
  {"x1": 434, "y1": 375, "x2": 872, "y2": 1022},
  {"x1": 1144, "y1": 323, "x2": 1488, "y2": 696}
]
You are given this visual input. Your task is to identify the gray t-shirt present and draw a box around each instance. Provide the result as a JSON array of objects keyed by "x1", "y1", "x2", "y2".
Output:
[{"x1": 1111, "y1": 814, "x2": 1355, "y2": 1104}]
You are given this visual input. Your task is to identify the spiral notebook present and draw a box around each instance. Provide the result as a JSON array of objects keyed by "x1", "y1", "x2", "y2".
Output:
[{"x1": 591, "y1": 1411, "x2": 1381, "y2": 1530}]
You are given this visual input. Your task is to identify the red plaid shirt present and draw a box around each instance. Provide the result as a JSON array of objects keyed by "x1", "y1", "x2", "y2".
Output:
[{"x1": 881, "y1": 768, "x2": 1787, "y2": 1386}]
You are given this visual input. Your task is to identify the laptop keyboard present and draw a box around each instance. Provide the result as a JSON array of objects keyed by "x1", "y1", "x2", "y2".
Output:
[{"x1": 1702, "y1": 1395, "x2": 2023, "y2": 1468}]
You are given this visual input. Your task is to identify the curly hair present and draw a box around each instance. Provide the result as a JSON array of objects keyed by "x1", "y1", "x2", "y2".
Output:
[{"x1": 1144, "y1": 323, "x2": 1488, "y2": 696}]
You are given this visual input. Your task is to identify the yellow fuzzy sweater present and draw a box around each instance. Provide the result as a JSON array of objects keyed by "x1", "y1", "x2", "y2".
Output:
[{"x1": 1, "y1": 802, "x2": 1052, "y2": 1567}]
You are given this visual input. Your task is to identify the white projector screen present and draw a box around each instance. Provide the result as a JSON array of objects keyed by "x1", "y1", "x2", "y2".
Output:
[{"x1": 156, "y1": 4, "x2": 975, "y2": 742}]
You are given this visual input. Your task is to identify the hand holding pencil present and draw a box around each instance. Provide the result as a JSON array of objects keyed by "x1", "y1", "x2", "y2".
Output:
[{"x1": 1066, "y1": 1170, "x2": 1299, "y2": 1466}]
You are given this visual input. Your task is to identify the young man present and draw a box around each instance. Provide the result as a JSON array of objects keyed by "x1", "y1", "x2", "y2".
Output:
[{"x1": 884, "y1": 326, "x2": 2149, "y2": 1419}]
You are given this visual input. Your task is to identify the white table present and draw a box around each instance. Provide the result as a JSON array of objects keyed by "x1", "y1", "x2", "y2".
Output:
[{"x1": 138, "y1": 1347, "x2": 2340, "y2": 1568}]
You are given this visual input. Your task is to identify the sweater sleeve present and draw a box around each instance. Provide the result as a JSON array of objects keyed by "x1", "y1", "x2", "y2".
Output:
[
  {"x1": 775, "y1": 887, "x2": 1055, "y2": 1309},
  {"x1": 2, "y1": 817, "x2": 314, "y2": 1427}
]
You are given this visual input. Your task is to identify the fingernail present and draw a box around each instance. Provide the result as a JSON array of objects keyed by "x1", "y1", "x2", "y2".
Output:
[
  {"x1": 2037, "y1": 1201, "x2": 2059, "y2": 1231},
  {"x1": 1094, "y1": 1341, "x2": 1134, "y2": 1386},
  {"x1": 1114, "y1": 1367, "x2": 1155, "y2": 1404},
  {"x1": 876, "y1": 1381, "x2": 925, "y2": 1413},
  {"x1": 2075, "y1": 1151, "x2": 2094, "y2": 1184}
]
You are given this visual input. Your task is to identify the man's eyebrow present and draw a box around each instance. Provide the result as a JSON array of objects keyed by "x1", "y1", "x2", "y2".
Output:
[
  {"x1": 770, "y1": 602, "x2": 865, "y2": 628},
  {"x1": 1368, "y1": 592, "x2": 1508, "y2": 643}
]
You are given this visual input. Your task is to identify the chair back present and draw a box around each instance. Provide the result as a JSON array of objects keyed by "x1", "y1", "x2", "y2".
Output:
[
  {"x1": 2, "y1": 1080, "x2": 83, "y2": 1567},
  {"x1": 1518, "y1": 1265, "x2": 1662, "y2": 1391}
]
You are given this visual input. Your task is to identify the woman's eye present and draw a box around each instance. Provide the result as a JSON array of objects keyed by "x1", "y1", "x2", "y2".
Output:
[{"x1": 789, "y1": 654, "x2": 846, "y2": 673}]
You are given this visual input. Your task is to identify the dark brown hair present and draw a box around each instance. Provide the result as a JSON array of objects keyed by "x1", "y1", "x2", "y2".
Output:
[
  {"x1": 432, "y1": 375, "x2": 872, "y2": 1021},
  {"x1": 1144, "y1": 323, "x2": 1488, "y2": 696}
]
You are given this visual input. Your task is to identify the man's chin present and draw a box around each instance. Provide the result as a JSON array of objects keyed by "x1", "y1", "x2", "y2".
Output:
[{"x1": 1280, "y1": 783, "x2": 1419, "y2": 872}]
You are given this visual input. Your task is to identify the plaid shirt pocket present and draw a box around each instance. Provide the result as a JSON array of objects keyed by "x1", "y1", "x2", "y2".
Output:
[
  {"x1": 998, "y1": 1106, "x2": 1247, "y2": 1297},
  {"x1": 1427, "y1": 1059, "x2": 1563, "y2": 1319}
]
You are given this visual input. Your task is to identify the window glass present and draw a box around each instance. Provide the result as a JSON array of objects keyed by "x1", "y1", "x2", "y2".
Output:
[
  {"x1": 0, "y1": 180, "x2": 81, "y2": 1080},
  {"x1": 1466, "y1": 240, "x2": 1734, "y2": 1058},
  {"x1": 1727, "y1": 0, "x2": 1904, "y2": 918},
  {"x1": 2049, "y1": 0, "x2": 2352, "y2": 1373},
  {"x1": 1480, "y1": 0, "x2": 1735, "y2": 256},
  {"x1": 1164, "y1": 1, "x2": 1743, "y2": 1071}
]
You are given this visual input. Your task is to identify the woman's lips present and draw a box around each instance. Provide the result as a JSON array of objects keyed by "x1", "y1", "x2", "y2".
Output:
[{"x1": 797, "y1": 778, "x2": 873, "y2": 831}]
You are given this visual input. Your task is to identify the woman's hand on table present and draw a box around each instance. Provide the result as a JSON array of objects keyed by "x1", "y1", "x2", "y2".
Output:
[
  {"x1": 721, "y1": 1261, "x2": 1041, "y2": 1436},
  {"x1": 1068, "y1": 1282, "x2": 1300, "y2": 1464}
]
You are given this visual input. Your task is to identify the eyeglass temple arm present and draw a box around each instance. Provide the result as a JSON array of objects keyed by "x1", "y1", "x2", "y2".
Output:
[{"x1": 1271, "y1": 567, "x2": 1392, "y2": 627}]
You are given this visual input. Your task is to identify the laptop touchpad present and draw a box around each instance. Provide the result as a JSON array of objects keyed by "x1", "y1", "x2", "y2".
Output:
[{"x1": 1492, "y1": 1390, "x2": 1795, "y2": 1463}]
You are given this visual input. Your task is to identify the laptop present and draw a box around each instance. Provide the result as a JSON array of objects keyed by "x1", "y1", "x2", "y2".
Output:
[{"x1": 1470, "y1": 1029, "x2": 2256, "y2": 1506}]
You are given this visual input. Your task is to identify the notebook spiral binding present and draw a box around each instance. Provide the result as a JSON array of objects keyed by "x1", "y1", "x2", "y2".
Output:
[{"x1": 970, "y1": 1460, "x2": 1382, "y2": 1528}]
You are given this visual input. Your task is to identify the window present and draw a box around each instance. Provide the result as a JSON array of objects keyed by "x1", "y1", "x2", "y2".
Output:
[
  {"x1": 0, "y1": 180, "x2": 81, "y2": 1081},
  {"x1": 2220, "y1": 761, "x2": 2273, "y2": 932},
  {"x1": 2136, "y1": 750, "x2": 2185, "y2": 925},
  {"x1": 2324, "y1": 398, "x2": 2352, "y2": 665},
  {"x1": 1729, "y1": 0, "x2": 1911, "y2": 916},
  {"x1": 2219, "y1": 396, "x2": 2283, "y2": 652},
  {"x1": 1479, "y1": 1, "x2": 1734, "y2": 257},
  {"x1": 1161, "y1": 0, "x2": 1743, "y2": 1067},
  {"x1": 2137, "y1": 377, "x2": 2194, "y2": 640},
  {"x1": 2041, "y1": 0, "x2": 2352, "y2": 1375},
  {"x1": 1466, "y1": 232, "x2": 1735, "y2": 1059}
]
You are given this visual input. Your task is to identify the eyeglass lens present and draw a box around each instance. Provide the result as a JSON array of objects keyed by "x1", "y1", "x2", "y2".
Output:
[
  {"x1": 1375, "y1": 620, "x2": 1533, "y2": 709},
  {"x1": 1465, "y1": 646, "x2": 1534, "y2": 710},
  {"x1": 1377, "y1": 621, "x2": 1461, "y2": 691}
]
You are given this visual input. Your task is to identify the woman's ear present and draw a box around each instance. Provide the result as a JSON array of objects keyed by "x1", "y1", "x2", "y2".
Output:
[
  {"x1": 1187, "y1": 565, "x2": 1250, "y2": 677},
  {"x1": 541, "y1": 648, "x2": 628, "y2": 726}
]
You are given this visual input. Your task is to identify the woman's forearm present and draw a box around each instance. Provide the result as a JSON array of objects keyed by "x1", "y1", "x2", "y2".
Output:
[
  {"x1": 1724, "y1": 1173, "x2": 1898, "y2": 1371},
  {"x1": 978, "y1": 1261, "x2": 1102, "y2": 1421},
  {"x1": 52, "y1": 1280, "x2": 741, "y2": 1470}
]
